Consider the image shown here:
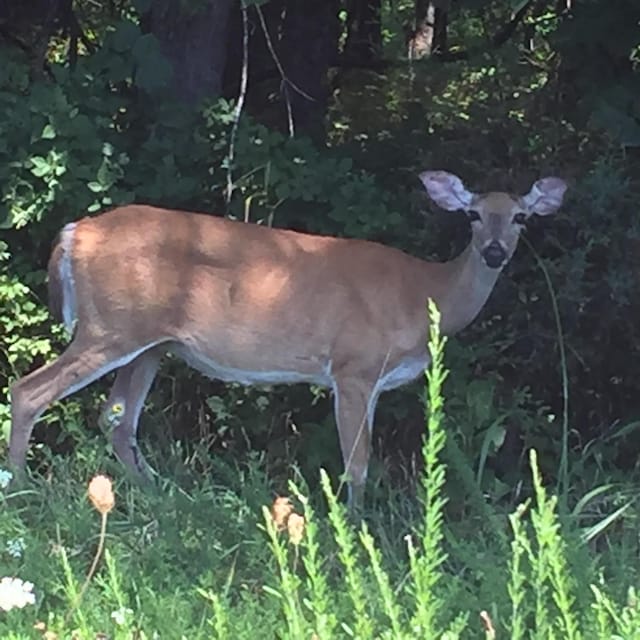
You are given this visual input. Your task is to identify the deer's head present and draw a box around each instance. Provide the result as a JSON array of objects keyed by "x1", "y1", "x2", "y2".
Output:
[{"x1": 420, "y1": 171, "x2": 567, "y2": 269}]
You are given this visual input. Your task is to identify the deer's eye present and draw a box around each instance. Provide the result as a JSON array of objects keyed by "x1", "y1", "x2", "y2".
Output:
[
  {"x1": 513, "y1": 212, "x2": 527, "y2": 225},
  {"x1": 467, "y1": 210, "x2": 481, "y2": 222}
]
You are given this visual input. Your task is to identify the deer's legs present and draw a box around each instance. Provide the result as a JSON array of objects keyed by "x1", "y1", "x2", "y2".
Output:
[
  {"x1": 332, "y1": 376, "x2": 378, "y2": 511},
  {"x1": 100, "y1": 348, "x2": 162, "y2": 478},
  {"x1": 9, "y1": 336, "x2": 152, "y2": 472}
]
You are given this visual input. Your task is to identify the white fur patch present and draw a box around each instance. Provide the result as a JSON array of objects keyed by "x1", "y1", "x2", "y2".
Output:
[
  {"x1": 170, "y1": 344, "x2": 332, "y2": 387},
  {"x1": 58, "y1": 223, "x2": 78, "y2": 335}
]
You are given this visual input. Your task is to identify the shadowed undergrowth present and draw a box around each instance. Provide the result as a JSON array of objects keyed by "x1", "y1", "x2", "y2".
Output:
[{"x1": 1, "y1": 304, "x2": 639, "y2": 639}]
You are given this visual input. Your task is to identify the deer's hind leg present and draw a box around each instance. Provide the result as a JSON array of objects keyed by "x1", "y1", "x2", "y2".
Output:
[
  {"x1": 100, "y1": 347, "x2": 163, "y2": 478},
  {"x1": 9, "y1": 334, "x2": 155, "y2": 473}
]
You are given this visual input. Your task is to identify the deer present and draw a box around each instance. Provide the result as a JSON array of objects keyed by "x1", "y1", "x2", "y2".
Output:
[{"x1": 7, "y1": 171, "x2": 567, "y2": 508}]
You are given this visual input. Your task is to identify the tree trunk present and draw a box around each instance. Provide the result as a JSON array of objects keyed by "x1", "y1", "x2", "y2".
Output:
[
  {"x1": 409, "y1": 0, "x2": 450, "y2": 59},
  {"x1": 343, "y1": 0, "x2": 382, "y2": 64},
  {"x1": 149, "y1": 0, "x2": 233, "y2": 104}
]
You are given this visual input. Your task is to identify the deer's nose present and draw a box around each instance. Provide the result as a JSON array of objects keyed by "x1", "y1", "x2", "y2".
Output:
[{"x1": 481, "y1": 241, "x2": 507, "y2": 269}]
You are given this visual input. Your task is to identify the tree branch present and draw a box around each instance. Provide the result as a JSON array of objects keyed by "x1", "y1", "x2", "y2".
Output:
[{"x1": 491, "y1": 0, "x2": 534, "y2": 48}]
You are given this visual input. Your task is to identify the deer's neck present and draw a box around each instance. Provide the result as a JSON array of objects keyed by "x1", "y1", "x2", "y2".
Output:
[{"x1": 435, "y1": 244, "x2": 503, "y2": 336}]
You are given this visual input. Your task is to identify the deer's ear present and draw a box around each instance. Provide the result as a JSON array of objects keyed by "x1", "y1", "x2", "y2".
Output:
[
  {"x1": 522, "y1": 177, "x2": 567, "y2": 216},
  {"x1": 420, "y1": 171, "x2": 474, "y2": 211}
]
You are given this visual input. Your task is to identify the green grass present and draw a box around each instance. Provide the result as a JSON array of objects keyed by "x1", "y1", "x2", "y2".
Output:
[{"x1": 1, "y1": 304, "x2": 640, "y2": 638}]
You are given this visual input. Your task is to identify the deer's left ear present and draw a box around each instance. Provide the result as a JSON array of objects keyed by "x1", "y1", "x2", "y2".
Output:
[{"x1": 522, "y1": 177, "x2": 567, "y2": 216}]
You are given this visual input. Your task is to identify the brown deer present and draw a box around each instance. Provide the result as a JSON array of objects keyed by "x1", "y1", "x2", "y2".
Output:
[{"x1": 8, "y1": 171, "x2": 567, "y2": 507}]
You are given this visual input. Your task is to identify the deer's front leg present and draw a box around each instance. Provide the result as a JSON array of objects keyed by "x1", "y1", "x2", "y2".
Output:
[{"x1": 332, "y1": 376, "x2": 378, "y2": 512}]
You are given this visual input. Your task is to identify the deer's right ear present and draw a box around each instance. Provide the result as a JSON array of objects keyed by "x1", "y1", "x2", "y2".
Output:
[{"x1": 420, "y1": 171, "x2": 474, "y2": 211}]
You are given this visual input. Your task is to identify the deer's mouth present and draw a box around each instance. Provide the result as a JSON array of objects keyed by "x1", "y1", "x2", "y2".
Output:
[{"x1": 481, "y1": 241, "x2": 507, "y2": 269}]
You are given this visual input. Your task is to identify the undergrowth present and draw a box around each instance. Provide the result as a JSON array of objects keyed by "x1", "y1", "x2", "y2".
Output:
[{"x1": 1, "y1": 303, "x2": 639, "y2": 638}]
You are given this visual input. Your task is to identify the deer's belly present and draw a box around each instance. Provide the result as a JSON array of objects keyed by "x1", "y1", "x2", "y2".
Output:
[
  {"x1": 170, "y1": 343, "x2": 331, "y2": 387},
  {"x1": 376, "y1": 355, "x2": 429, "y2": 392}
]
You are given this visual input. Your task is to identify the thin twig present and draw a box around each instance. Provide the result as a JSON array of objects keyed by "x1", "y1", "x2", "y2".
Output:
[
  {"x1": 225, "y1": 0, "x2": 250, "y2": 207},
  {"x1": 64, "y1": 512, "x2": 108, "y2": 623},
  {"x1": 255, "y1": 5, "x2": 316, "y2": 138}
]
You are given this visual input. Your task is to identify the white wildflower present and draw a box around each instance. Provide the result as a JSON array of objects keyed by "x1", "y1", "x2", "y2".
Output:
[
  {"x1": 6, "y1": 538, "x2": 25, "y2": 559},
  {"x1": 111, "y1": 606, "x2": 133, "y2": 626},
  {"x1": 0, "y1": 469, "x2": 13, "y2": 490},
  {"x1": 0, "y1": 577, "x2": 35, "y2": 611}
]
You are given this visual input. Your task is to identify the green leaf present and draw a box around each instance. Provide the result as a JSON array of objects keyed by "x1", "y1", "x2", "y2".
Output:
[
  {"x1": 96, "y1": 159, "x2": 112, "y2": 185},
  {"x1": 41, "y1": 123, "x2": 56, "y2": 139},
  {"x1": 30, "y1": 156, "x2": 51, "y2": 177},
  {"x1": 87, "y1": 182, "x2": 104, "y2": 193}
]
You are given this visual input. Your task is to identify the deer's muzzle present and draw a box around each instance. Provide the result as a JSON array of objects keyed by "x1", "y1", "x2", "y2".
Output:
[{"x1": 481, "y1": 241, "x2": 507, "y2": 269}]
